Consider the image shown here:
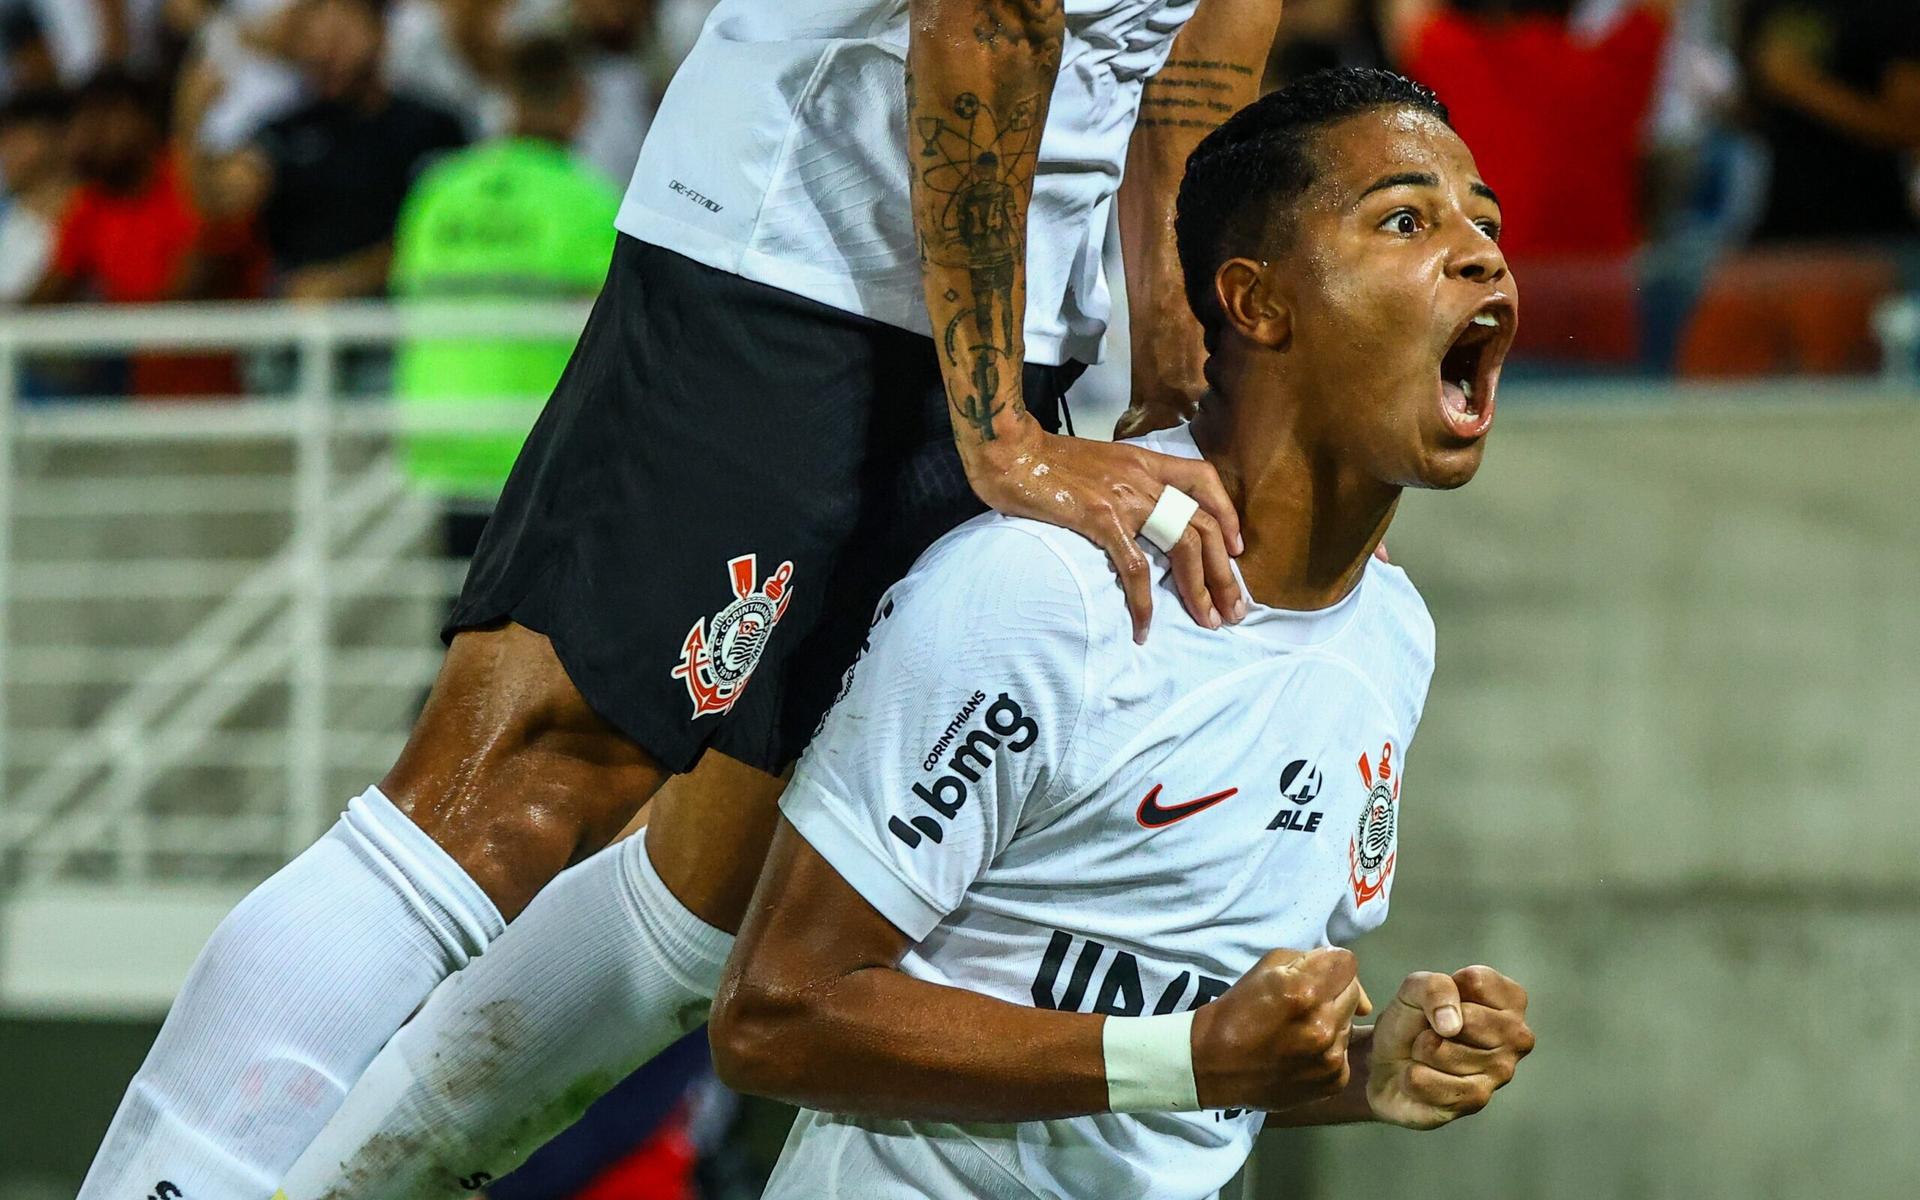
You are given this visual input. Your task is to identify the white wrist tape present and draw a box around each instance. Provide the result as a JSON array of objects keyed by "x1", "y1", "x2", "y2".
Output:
[
  {"x1": 1102, "y1": 1010, "x2": 1200, "y2": 1113},
  {"x1": 1138, "y1": 485, "x2": 1200, "y2": 554}
]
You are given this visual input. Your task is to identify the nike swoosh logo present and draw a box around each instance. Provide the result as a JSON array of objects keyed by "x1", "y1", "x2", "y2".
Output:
[{"x1": 1135, "y1": 784, "x2": 1241, "y2": 829}]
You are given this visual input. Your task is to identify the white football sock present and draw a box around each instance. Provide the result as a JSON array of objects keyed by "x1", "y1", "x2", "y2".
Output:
[
  {"x1": 80, "y1": 786, "x2": 503, "y2": 1200},
  {"x1": 276, "y1": 827, "x2": 731, "y2": 1200}
]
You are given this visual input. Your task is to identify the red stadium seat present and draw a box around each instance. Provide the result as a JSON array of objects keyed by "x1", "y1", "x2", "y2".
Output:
[{"x1": 1678, "y1": 248, "x2": 1899, "y2": 377}]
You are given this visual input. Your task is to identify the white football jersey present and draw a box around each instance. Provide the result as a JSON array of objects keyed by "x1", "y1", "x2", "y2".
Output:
[
  {"x1": 766, "y1": 427, "x2": 1437, "y2": 1199},
  {"x1": 614, "y1": 0, "x2": 1200, "y2": 367}
]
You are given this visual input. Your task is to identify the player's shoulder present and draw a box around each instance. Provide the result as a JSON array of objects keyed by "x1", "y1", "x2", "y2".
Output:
[
  {"x1": 899, "y1": 512, "x2": 1119, "y2": 649},
  {"x1": 1362, "y1": 558, "x2": 1436, "y2": 659},
  {"x1": 1346, "y1": 558, "x2": 1437, "y2": 724}
]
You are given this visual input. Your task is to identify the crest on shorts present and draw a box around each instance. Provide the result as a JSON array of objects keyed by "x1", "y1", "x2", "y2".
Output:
[
  {"x1": 672, "y1": 554, "x2": 794, "y2": 718},
  {"x1": 1349, "y1": 741, "x2": 1399, "y2": 907}
]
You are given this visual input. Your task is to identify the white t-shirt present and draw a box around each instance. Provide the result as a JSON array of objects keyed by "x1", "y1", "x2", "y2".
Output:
[
  {"x1": 614, "y1": 0, "x2": 1199, "y2": 367},
  {"x1": 768, "y1": 427, "x2": 1437, "y2": 1200}
]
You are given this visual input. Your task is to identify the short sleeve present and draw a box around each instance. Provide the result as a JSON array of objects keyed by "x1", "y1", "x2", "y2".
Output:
[{"x1": 780, "y1": 523, "x2": 1091, "y2": 941}]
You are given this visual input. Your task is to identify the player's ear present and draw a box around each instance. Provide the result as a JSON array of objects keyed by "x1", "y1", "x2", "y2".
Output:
[{"x1": 1213, "y1": 258, "x2": 1291, "y2": 352}]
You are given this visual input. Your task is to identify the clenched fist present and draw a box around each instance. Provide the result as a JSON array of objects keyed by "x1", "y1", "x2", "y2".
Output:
[
  {"x1": 1190, "y1": 947, "x2": 1373, "y2": 1112},
  {"x1": 1367, "y1": 965, "x2": 1534, "y2": 1130}
]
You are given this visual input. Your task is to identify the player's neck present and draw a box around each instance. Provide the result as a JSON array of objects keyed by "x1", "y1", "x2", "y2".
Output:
[{"x1": 1190, "y1": 372, "x2": 1398, "y2": 612}]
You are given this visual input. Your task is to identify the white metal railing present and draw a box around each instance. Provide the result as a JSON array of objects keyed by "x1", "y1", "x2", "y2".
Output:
[{"x1": 0, "y1": 300, "x2": 591, "y2": 889}]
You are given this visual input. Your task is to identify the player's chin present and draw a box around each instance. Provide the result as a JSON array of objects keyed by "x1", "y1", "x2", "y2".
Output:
[{"x1": 1408, "y1": 434, "x2": 1487, "y2": 491}]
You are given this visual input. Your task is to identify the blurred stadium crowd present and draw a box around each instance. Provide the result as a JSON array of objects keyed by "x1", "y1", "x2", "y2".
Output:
[
  {"x1": 0, "y1": 0, "x2": 699, "y2": 405},
  {"x1": 0, "y1": 0, "x2": 1914, "y2": 400}
]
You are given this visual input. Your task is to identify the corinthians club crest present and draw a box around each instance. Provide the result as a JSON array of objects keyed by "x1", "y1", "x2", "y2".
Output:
[
  {"x1": 1349, "y1": 741, "x2": 1399, "y2": 907},
  {"x1": 673, "y1": 554, "x2": 794, "y2": 718}
]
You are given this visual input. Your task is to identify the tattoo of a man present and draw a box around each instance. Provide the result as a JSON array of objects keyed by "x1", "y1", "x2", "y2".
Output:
[{"x1": 917, "y1": 90, "x2": 1042, "y2": 441}]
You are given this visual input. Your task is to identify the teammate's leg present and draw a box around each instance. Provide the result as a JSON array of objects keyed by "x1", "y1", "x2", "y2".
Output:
[
  {"x1": 275, "y1": 753, "x2": 784, "y2": 1199},
  {"x1": 275, "y1": 346, "x2": 1086, "y2": 1198},
  {"x1": 80, "y1": 623, "x2": 669, "y2": 1200},
  {"x1": 380, "y1": 623, "x2": 671, "y2": 919}
]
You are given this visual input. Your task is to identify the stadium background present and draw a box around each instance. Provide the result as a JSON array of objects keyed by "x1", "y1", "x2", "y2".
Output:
[{"x1": 1, "y1": 0, "x2": 1915, "y2": 1197}]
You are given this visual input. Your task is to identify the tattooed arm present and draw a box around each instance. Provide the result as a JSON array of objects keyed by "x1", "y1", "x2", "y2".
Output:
[
  {"x1": 908, "y1": 0, "x2": 1246, "y2": 640},
  {"x1": 908, "y1": 0, "x2": 1061, "y2": 450},
  {"x1": 1113, "y1": 0, "x2": 1286, "y2": 439}
]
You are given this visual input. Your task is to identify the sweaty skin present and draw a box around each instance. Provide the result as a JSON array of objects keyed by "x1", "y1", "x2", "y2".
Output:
[{"x1": 908, "y1": 0, "x2": 1251, "y2": 643}]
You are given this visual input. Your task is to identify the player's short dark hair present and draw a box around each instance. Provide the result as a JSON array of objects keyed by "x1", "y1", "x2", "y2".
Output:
[
  {"x1": 504, "y1": 35, "x2": 581, "y2": 107},
  {"x1": 1175, "y1": 68, "x2": 1451, "y2": 344}
]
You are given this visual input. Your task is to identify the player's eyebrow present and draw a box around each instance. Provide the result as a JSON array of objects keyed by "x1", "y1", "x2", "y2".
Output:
[
  {"x1": 1357, "y1": 171, "x2": 1438, "y2": 201},
  {"x1": 1355, "y1": 172, "x2": 1502, "y2": 210}
]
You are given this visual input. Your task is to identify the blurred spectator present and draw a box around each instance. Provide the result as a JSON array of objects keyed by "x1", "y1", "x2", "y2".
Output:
[
  {"x1": 567, "y1": 0, "x2": 654, "y2": 183},
  {"x1": 391, "y1": 33, "x2": 617, "y2": 553},
  {"x1": 383, "y1": 0, "x2": 661, "y2": 184},
  {"x1": 180, "y1": 0, "x2": 309, "y2": 152},
  {"x1": 385, "y1": 0, "x2": 513, "y2": 139},
  {"x1": 1382, "y1": 0, "x2": 1675, "y2": 261},
  {"x1": 1739, "y1": 0, "x2": 1920, "y2": 243},
  {"x1": 1673, "y1": 0, "x2": 1919, "y2": 377},
  {"x1": 0, "y1": 0, "x2": 215, "y2": 92},
  {"x1": 0, "y1": 87, "x2": 69, "y2": 301},
  {"x1": 201, "y1": 0, "x2": 466, "y2": 300},
  {"x1": 27, "y1": 70, "x2": 258, "y2": 396},
  {"x1": 0, "y1": 1, "x2": 58, "y2": 95}
]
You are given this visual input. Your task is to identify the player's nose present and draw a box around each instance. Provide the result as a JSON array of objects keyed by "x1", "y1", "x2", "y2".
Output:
[{"x1": 1445, "y1": 223, "x2": 1508, "y2": 286}]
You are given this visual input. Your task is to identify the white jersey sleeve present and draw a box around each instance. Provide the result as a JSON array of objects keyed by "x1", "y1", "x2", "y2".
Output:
[{"x1": 780, "y1": 521, "x2": 1093, "y2": 941}]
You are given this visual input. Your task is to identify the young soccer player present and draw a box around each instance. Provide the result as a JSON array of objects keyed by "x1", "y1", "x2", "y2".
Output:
[
  {"x1": 274, "y1": 68, "x2": 1534, "y2": 1198},
  {"x1": 712, "y1": 66, "x2": 1535, "y2": 1196}
]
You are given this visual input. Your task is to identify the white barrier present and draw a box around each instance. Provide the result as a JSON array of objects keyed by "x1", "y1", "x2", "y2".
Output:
[{"x1": 0, "y1": 300, "x2": 589, "y2": 896}]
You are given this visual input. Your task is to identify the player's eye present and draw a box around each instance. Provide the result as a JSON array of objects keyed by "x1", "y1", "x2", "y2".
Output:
[
  {"x1": 1475, "y1": 218, "x2": 1502, "y2": 241},
  {"x1": 1379, "y1": 208, "x2": 1422, "y2": 237}
]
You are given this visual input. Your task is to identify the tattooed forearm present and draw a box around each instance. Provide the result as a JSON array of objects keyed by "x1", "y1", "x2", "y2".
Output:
[
  {"x1": 1114, "y1": 0, "x2": 1282, "y2": 405},
  {"x1": 908, "y1": 0, "x2": 1062, "y2": 450},
  {"x1": 1135, "y1": 59, "x2": 1253, "y2": 134},
  {"x1": 915, "y1": 86, "x2": 1040, "y2": 440}
]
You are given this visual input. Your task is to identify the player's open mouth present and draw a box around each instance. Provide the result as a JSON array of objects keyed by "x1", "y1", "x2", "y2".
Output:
[{"x1": 1437, "y1": 298, "x2": 1516, "y2": 439}]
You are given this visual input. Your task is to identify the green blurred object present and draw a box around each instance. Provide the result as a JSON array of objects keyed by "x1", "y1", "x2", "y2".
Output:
[{"x1": 391, "y1": 137, "x2": 621, "y2": 500}]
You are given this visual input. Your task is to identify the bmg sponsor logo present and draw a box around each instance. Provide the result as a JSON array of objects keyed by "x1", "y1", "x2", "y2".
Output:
[{"x1": 887, "y1": 692, "x2": 1036, "y2": 849}]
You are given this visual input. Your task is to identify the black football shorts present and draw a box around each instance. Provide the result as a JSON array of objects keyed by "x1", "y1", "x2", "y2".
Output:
[{"x1": 447, "y1": 235, "x2": 1079, "y2": 774}]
